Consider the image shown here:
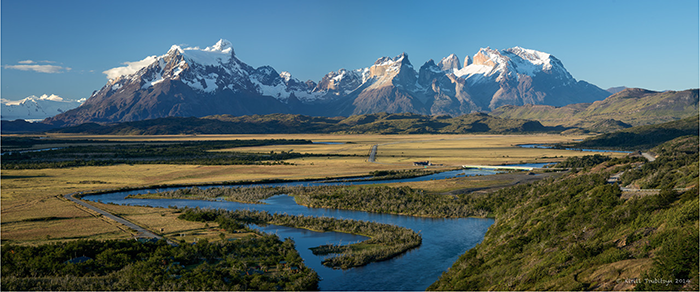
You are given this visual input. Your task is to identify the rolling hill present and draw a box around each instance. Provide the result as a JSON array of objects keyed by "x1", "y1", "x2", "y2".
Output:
[
  {"x1": 50, "y1": 112, "x2": 559, "y2": 135},
  {"x1": 490, "y1": 88, "x2": 698, "y2": 131}
]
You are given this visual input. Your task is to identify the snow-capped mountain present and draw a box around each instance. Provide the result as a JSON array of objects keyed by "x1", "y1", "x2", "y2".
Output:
[
  {"x1": 1, "y1": 94, "x2": 85, "y2": 121},
  {"x1": 46, "y1": 40, "x2": 610, "y2": 126},
  {"x1": 453, "y1": 46, "x2": 607, "y2": 109},
  {"x1": 438, "y1": 54, "x2": 462, "y2": 72},
  {"x1": 47, "y1": 40, "x2": 309, "y2": 126},
  {"x1": 100, "y1": 39, "x2": 325, "y2": 103}
]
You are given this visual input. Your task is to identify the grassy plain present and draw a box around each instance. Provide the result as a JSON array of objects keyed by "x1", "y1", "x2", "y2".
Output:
[{"x1": 1, "y1": 133, "x2": 627, "y2": 245}]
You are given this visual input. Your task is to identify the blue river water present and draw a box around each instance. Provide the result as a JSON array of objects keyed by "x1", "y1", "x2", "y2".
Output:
[{"x1": 83, "y1": 164, "x2": 551, "y2": 290}]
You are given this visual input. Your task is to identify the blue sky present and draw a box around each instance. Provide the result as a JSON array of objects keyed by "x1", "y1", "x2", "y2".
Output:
[{"x1": 2, "y1": 0, "x2": 698, "y2": 101}]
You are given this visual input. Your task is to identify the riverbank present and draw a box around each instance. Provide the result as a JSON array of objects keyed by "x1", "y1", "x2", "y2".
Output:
[{"x1": 177, "y1": 208, "x2": 422, "y2": 270}]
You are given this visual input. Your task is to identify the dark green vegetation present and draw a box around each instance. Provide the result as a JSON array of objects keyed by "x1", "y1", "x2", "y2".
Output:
[
  {"x1": 128, "y1": 183, "x2": 498, "y2": 218},
  {"x1": 573, "y1": 115, "x2": 699, "y2": 150},
  {"x1": 177, "y1": 208, "x2": 422, "y2": 270},
  {"x1": 553, "y1": 154, "x2": 614, "y2": 169},
  {"x1": 1, "y1": 119, "x2": 57, "y2": 133},
  {"x1": 1, "y1": 235, "x2": 319, "y2": 291},
  {"x1": 0, "y1": 138, "x2": 346, "y2": 169},
  {"x1": 428, "y1": 136, "x2": 699, "y2": 291},
  {"x1": 292, "y1": 185, "x2": 493, "y2": 218},
  {"x1": 491, "y1": 88, "x2": 699, "y2": 131},
  {"x1": 43, "y1": 112, "x2": 559, "y2": 135},
  {"x1": 127, "y1": 186, "x2": 289, "y2": 204},
  {"x1": 619, "y1": 136, "x2": 699, "y2": 189}
]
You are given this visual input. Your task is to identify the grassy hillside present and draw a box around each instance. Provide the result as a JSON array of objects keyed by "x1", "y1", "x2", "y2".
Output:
[
  {"x1": 428, "y1": 136, "x2": 699, "y2": 291},
  {"x1": 491, "y1": 88, "x2": 698, "y2": 131},
  {"x1": 573, "y1": 115, "x2": 699, "y2": 150},
  {"x1": 49, "y1": 112, "x2": 560, "y2": 135}
]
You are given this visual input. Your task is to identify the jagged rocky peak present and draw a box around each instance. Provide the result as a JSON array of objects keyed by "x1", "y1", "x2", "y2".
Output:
[
  {"x1": 279, "y1": 71, "x2": 315, "y2": 92},
  {"x1": 373, "y1": 52, "x2": 410, "y2": 66},
  {"x1": 252, "y1": 66, "x2": 281, "y2": 85},
  {"x1": 205, "y1": 39, "x2": 234, "y2": 55},
  {"x1": 504, "y1": 47, "x2": 550, "y2": 66},
  {"x1": 418, "y1": 59, "x2": 443, "y2": 85},
  {"x1": 316, "y1": 68, "x2": 363, "y2": 92},
  {"x1": 463, "y1": 55, "x2": 472, "y2": 67},
  {"x1": 438, "y1": 54, "x2": 461, "y2": 71},
  {"x1": 472, "y1": 47, "x2": 502, "y2": 67},
  {"x1": 164, "y1": 39, "x2": 237, "y2": 68},
  {"x1": 369, "y1": 52, "x2": 414, "y2": 78},
  {"x1": 420, "y1": 59, "x2": 439, "y2": 71}
]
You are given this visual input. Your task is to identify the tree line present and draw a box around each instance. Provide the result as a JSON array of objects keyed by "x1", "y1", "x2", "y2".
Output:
[{"x1": 1, "y1": 138, "x2": 358, "y2": 169}]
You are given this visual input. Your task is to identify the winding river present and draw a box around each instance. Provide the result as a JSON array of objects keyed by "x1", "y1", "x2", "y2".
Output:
[{"x1": 84, "y1": 165, "x2": 550, "y2": 290}]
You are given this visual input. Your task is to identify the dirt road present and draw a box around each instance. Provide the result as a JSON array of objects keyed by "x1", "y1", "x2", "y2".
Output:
[{"x1": 64, "y1": 192, "x2": 163, "y2": 240}]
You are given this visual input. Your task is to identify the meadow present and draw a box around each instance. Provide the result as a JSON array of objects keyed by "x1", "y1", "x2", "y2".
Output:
[{"x1": 1, "y1": 133, "x2": 629, "y2": 245}]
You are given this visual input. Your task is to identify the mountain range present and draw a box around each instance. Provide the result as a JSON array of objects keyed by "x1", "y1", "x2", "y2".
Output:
[
  {"x1": 1, "y1": 94, "x2": 85, "y2": 121},
  {"x1": 45, "y1": 39, "x2": 611, "y2": 126},
  {"x1": 10, "y1": 87, "x2": 692, "y2": 135}
]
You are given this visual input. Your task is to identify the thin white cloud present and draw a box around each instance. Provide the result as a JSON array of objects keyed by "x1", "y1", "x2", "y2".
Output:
[
  {"x1": 3, "y1": 64, "x2": 71, "y2": 73},
  {"x1": 102, "y1": 56, "x2": 157, "y2": 80},
  {"x1": 16, "y1": 60, "x2": 56, "y2": 64},
  {"x1": 36, "y1": 93, "x2": 65, "y2": 101}
]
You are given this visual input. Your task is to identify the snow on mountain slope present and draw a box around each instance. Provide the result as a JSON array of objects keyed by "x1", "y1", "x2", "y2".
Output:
[
  {"x1": 99, "y1": 41, "x2": 589, "y2": 109},
  {"x1": 46, "y1": 40, "x2": 610, "y2": 126},
  {"x1": 101, "y1": 39, "x2": 324, "y2": 103},
  {"x1": 438, "y1": 54, "x2": 462, "y2": 72},
  {"x1": 366, "y1": 52, "x2": 417, "y2": 90},
  {"x1": 455, "y1": 46, "x2": 573, "y2": 84},
  {"x1": 1, "y1": 94, "x2": 85, "y2": 120}
]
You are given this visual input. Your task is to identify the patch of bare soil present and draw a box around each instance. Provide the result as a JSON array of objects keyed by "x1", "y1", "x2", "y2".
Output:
[{"x1": 445, "y1": 171, "x2": 564, "y2": 195}]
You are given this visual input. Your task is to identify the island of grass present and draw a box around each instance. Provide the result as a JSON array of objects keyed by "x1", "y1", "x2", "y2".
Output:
[{"x1": 177, "y1": 208, "x2": 422, "y2": 270}]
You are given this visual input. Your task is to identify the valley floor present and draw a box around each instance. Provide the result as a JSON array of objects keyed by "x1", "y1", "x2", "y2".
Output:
[{"x1": 2, "y1": 133, "x2": 625, "y2": 245}]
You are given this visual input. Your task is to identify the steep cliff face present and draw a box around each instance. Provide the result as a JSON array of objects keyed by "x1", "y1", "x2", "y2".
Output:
[{"x1": 437, "y1": 54, "x2": 462, "y2": 72}]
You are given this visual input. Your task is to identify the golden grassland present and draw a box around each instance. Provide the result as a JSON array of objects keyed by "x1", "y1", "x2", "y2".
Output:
[
  {"x1": 94, "y1": 202, "x2": 255, "y2": 244},
  {"x1": 379, "y1": 171, "x2": 561, "y2": 194},
  {"x1": 217, "y1": 134, "x2": 607, "y2": 167},
  {"x1": 1, "y1": 133, "x2": 627, "y2": 245}
]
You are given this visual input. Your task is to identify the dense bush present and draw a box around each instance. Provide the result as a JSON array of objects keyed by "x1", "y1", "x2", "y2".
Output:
[
  {"x1": 553, "y1": 154, "x2": 612, "y2": 168},
  {"x1": 620, "y1": 136, "x2": 699, "y2": 189},
  {"x1": 1, "y1": 235, "x2": 319, "y2": 291},
  {"x1": 0, "y1": 139, "x2": 343, "y2": 169},
  {"x1": 132, "y1": 183, "x2": 499, "y2": 218}
]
